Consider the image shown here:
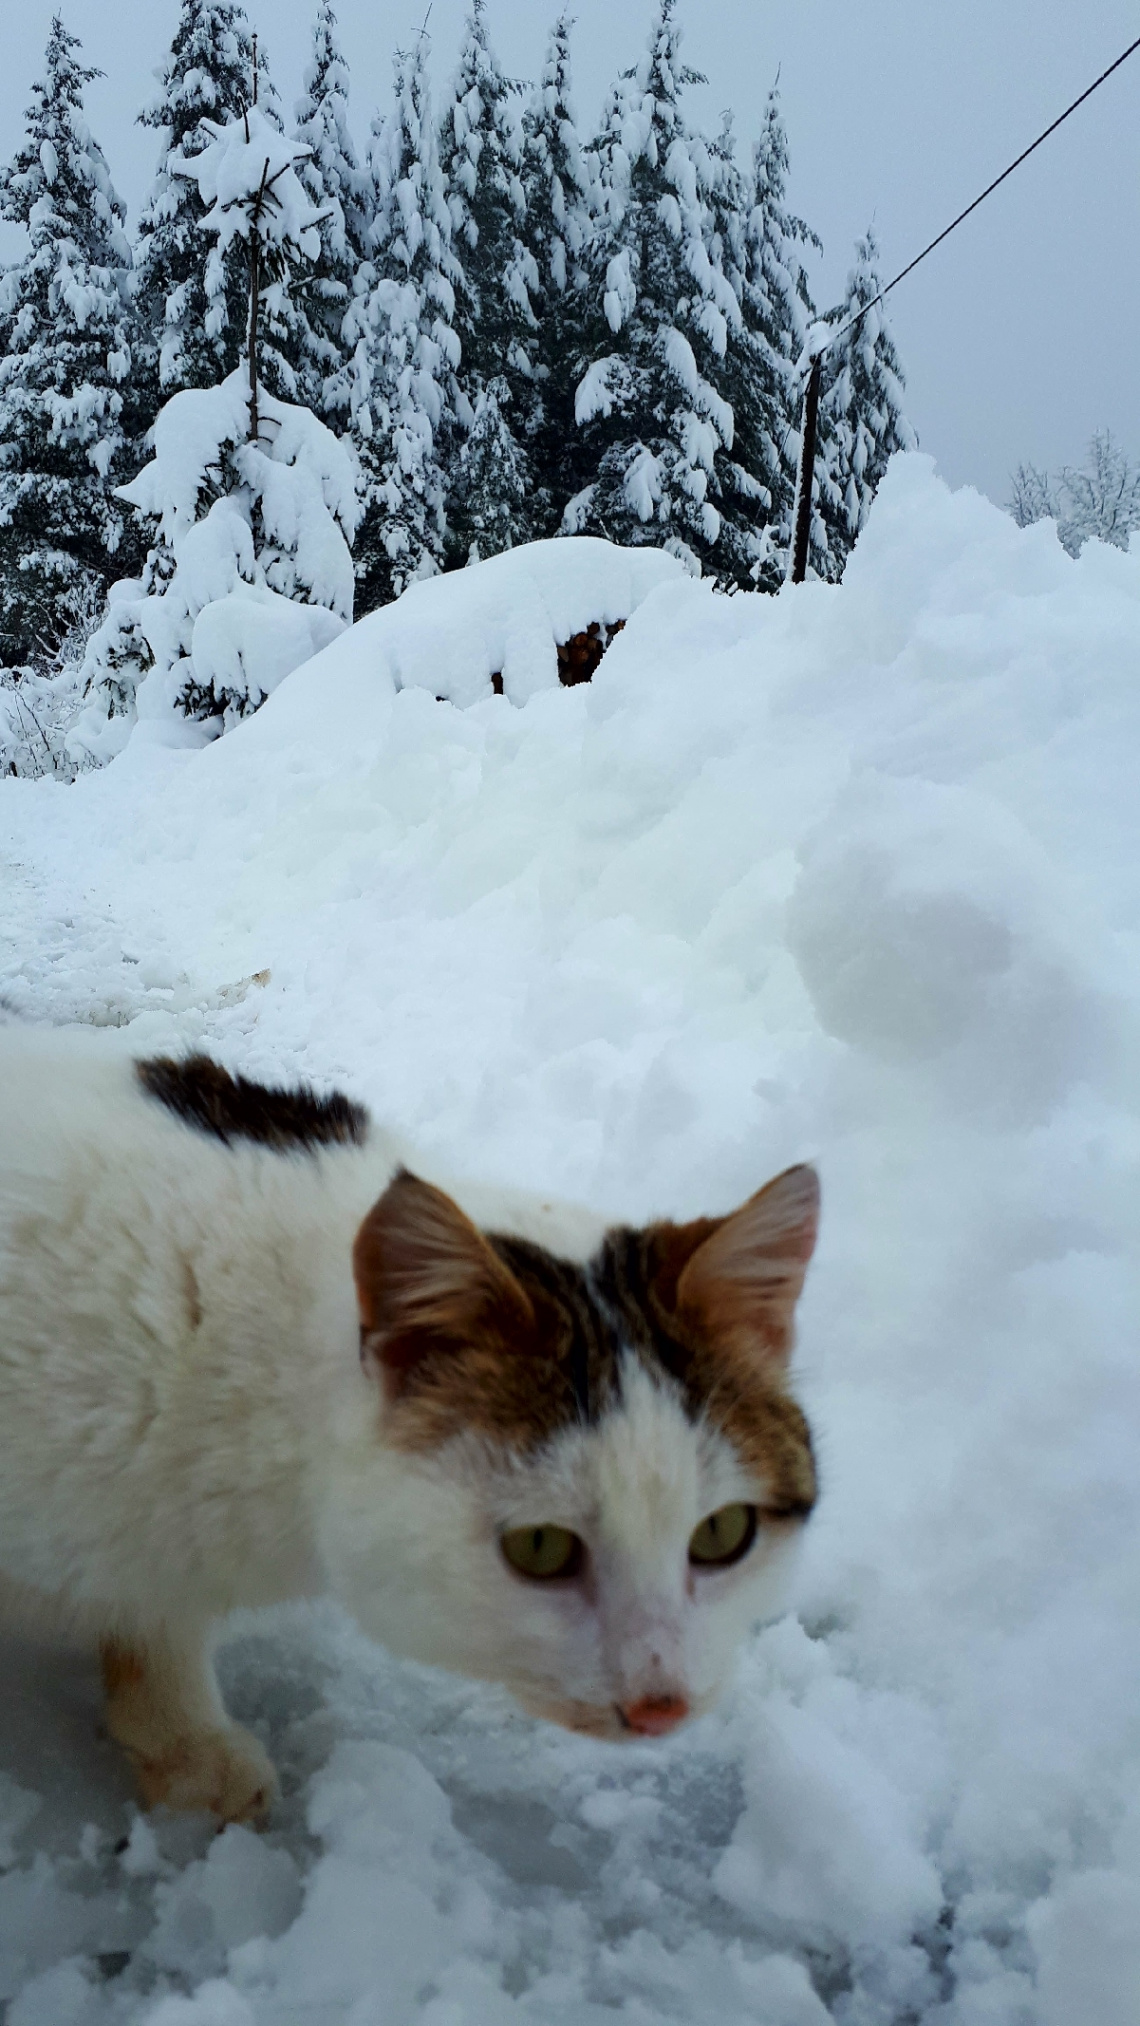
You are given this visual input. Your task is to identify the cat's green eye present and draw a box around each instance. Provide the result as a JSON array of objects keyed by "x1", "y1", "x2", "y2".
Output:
[
  {"x1": 688, "y1": 1503, "x2": 757, "y2": 1569},
  {"x1": 501, "y1": 1524, "x2": 584, "y2": 1581}
]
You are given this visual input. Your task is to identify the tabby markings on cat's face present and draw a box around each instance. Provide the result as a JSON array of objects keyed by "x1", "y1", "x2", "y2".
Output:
[{"x1": 337, "y1": 1163, "x2": 820, "y2": 1739}]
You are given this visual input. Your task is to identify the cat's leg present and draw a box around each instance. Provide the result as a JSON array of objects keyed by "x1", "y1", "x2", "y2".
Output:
[{"x1": 100, "y1": 1627, "x2": 278, "y2": 1824}]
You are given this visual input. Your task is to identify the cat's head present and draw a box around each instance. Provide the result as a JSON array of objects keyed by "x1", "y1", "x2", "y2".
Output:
[{"x1": 332, "y1": 1162, "x2": 819, "y2": 1740}]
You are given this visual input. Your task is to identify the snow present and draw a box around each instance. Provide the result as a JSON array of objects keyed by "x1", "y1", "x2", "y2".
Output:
[{"x1": 2, "y1": 453, "x2": 1140, "y2": 2021}]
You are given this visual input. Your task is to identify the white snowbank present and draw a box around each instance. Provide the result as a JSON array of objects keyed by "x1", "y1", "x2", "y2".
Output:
[{"x1": 2, "y1": 458, "x2": 1140, "y2": 2023}]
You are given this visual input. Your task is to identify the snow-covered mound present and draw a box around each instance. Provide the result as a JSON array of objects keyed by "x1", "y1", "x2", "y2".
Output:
[
  {"x1": 176, "y1": 531, "x2": 679, "y2": 728},
  {"x1": 1, "y1": 460, "x2": 1139, "y2": 2024}
]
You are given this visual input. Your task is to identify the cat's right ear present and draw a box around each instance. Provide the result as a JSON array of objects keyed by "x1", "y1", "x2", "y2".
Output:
[
  {"x1": 352, "y1": 1169, "x2": 534, "y2": 1399},
  {"x1": 649, "y1": 1164, "x2": 820, "y2": 1372}
]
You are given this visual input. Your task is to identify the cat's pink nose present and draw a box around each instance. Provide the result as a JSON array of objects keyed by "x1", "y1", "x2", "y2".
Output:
[{"x1": 619, "y1": 1694, "x2": 690, "y2": 1736}]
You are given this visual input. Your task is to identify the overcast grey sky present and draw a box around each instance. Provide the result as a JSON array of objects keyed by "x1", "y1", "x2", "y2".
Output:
[{"x1": 3, "y1": 1, "x2": 1139, "y2": 505}]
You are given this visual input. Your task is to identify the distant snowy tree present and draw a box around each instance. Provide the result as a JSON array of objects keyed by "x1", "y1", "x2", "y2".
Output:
[
  {"x1": 170, "y1": 105, "x2": 324, "y2": 439},
  {"x1": 346, "y1": 36, "x2": 463, "y2": 612},
  {"x1": 293, "y1": 1, "x2": 370, "y2": 421},
  {"x1": 817, "y1": 228, "x2": 914, "y2": 574},
  {"x1": 1008, "y1": 460, "x2": 1058, "y2": 534},
  {"x1": 133, "y1": 1, "x2": 277, "y2": 416},
  {"x1": 72, "y1": 370, "x2": 357, "y2": 759},
  {"x1": 1010, "y1": 431, "x2": 1140, "y2": 556},
  {"x1": 523, "y1": 14, "x2": 592, "y2": 308},
  {"x1": 520, "y1": 11, "x2": 594, "y2": 533},
  {"x1": 564, "y1": 0, "x2": 738, "y2": 576},
  {"x1": 133, "y1": 4, "x2": 309, "y2": 416},
  {"x1": 453, "y1": 377, "x2": 530, "y2": 560},
  {"x1": 439, "y1": 0, "x2": 538, "y2": 548},
  {"x1": 1061, "y1": 433, "x2": 1140, "y2": 553},
  {"x1": 719, "y1": 91, "x2": 821, "y2": 589},
  {"x1": 0, "y1": 17, "x2": 141, "y2": 668}
]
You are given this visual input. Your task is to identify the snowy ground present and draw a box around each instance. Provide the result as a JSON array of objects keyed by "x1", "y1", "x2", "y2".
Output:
[{"x1": 2, "y1": 461, "x2": 1139, "y2": 2024}]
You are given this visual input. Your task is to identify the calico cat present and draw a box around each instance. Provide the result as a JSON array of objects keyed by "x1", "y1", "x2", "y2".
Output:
[{"x1": 0, "y1": 1028, "x2": 819, "y2": 1823}]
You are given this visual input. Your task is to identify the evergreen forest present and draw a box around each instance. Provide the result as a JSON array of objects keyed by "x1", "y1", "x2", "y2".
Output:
[{"x1": 0, "y1": 0, "x2": 913, "y2": 725}]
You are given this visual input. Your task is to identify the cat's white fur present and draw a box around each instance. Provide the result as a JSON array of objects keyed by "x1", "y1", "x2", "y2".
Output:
[{"x1": 0, "y1": 1028, "x2": 805, "y2": 1818}]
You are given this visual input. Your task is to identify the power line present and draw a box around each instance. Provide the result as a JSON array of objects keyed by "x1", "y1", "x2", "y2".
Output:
[{"x1": 821, "y1": 29, "x2": 1140, "y2": 359}]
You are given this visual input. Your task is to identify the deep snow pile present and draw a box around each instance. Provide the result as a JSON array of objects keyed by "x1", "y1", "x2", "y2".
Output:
[{"x1": 1, "y1": 456, "x2": 1139, "y2": 2025}]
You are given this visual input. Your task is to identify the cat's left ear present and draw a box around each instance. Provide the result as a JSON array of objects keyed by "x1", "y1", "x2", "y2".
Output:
[{"x1": 651, "y1": 1164, "x2": 820, "y2": 1370}]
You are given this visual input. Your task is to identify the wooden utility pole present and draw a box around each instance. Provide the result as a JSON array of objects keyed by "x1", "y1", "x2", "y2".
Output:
[{"x1": 789, "y1": 354, "x2": 822, "y2": 585}]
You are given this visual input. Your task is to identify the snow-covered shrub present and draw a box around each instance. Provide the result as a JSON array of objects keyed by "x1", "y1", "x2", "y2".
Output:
[
  {"x1": 71, "y1": 371, "x2": 356, "y2": 760},
  {"x1": 1, "y1": 662, "x2": 85, "y2": 782},
  {"x1": 0, "y1": 584, "x2": 105, "y2": 778},
  {"x1": 1009, "y1": 430, "x2": 1140, "y2": 557}
]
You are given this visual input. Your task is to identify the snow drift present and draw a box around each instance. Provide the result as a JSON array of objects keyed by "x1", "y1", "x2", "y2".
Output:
[{"x1": 1, "y1": 454, "x2": 1139, "y2": 2024}]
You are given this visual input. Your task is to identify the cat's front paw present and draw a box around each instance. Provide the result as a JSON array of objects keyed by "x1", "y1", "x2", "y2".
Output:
[{"x1": 133, "y1": 1723, "x2": 279, "y2": 1825}]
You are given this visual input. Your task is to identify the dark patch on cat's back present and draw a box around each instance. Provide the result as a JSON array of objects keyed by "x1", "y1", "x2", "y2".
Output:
[{"x1": 136, "y1": 1053, "x2": 369, "y2": 1154}]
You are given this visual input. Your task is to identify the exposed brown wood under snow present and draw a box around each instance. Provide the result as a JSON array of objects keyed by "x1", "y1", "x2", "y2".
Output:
[{"x1": 487, "y1": 618, "x2": 626, "y2": 700}]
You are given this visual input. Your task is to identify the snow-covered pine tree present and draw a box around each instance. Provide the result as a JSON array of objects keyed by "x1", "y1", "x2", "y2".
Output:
[
  {"x1": 133, "y1": 2, "x2": 303, "y2": 421},
  {"x1": 71, "y1": 371, "x2": 357, "y2": 760},
  {"x1": 520, "y1": 11, "x2": 595, "y2": 535},
  {"x1": 345, "y1": 35, "x2": 463, "y2": 611},
  {"x1": 439, "y1": 0, "x2": 538, "y2": 555},
  {"x1": 170, "y1": 106, "x2": 324, "y2": 434},
  {"x1": 72, "y1": 108, "x2": 353, "y2": 757},
  {"x1": 0, "y1": 17, "x2": 141, "y2": 668},
  {"x1": 456, "y1": 377, "x2": 530, "y2": 560},
  {"x1": 563, "y1": 0, "x2": 738, "y2": 577},
  {"x1": 719, "y1": 89, "x2": 821, "y2": 590},
  {"x1": 817, "y1": 228, "x2": 914, "y2": 575},
  {"x1": 293, "y1": 1, "x2": 370, "y2": 422}
]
